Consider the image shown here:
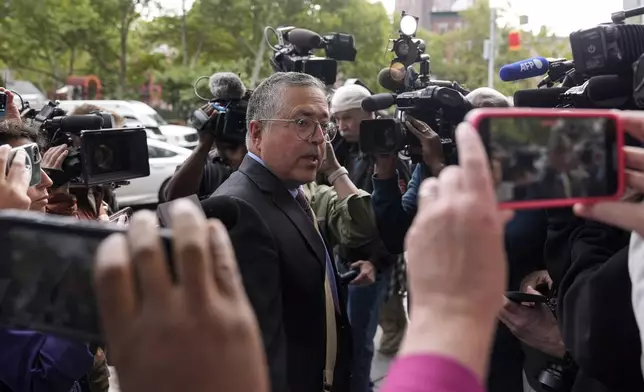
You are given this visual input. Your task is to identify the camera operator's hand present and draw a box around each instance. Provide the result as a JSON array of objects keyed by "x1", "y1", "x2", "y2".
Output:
[
  {"x1": 197, "y1": 103, "x2": 217, "y2": 147},
  {"x1": 498, "y1": 286, "x2": 566, "y2": 358},
  {"x1": 320, "y1": 141, "x2": 341, "y2": 178},
  {"x1": 520, "y1": 270, "x2": 553, "y2": 293},
  {"x1": 0, "y1": 145, "x2": 31, "y2": 210},
  {"x1": 400, "y1": 123, "x2": 513, "y2": 381},
  {"x1": 94, "y1": 200, "x2": 268, "y2": 392},
  {"x1": 574, "y1": 113, "x2": 644, "y2": 232},
  {"x1": 41, "y1": 145, "x2": 69, "y2": 171},
  {"x1": 0, "y1": 88, "x2": 22, "y2": 122},
  {"x1": 349, "y1": 260, "x2": 376, "y2": 286},
  {"x1": 406, "y1": 116, "x2": 445, "y2": 176}
]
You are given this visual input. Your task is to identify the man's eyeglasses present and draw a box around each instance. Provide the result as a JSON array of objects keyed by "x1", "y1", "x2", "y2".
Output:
[{"x1": 258, "y1": 118, "x2": 337, "y2": 142}]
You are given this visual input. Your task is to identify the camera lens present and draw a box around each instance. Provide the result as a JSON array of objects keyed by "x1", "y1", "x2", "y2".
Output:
[{"x1": 94, "y1": 145, "x2": 114, "y2": 171}]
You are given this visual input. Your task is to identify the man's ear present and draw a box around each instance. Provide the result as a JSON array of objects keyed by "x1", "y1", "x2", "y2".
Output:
[{"x1": 248, "y1": 120, "x2": 264, "y2": 151}]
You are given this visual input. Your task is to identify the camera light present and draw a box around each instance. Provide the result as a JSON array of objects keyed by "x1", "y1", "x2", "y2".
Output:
[{"x1": 400, "y1": 15, "x2": 418, "y2": 36}]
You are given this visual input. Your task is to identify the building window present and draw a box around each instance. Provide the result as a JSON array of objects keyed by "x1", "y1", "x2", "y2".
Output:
[
  {"x1": 437, "y1": 22, "x2": 449, "y2": 33},
  {"x1": 454, "y1": 22, "x2": 462, "y2": 30}
]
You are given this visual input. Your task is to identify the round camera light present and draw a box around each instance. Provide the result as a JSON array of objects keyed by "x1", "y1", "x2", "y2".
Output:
[{"x1": 400, "y1": 15, "x2": 418, "y2": 36}]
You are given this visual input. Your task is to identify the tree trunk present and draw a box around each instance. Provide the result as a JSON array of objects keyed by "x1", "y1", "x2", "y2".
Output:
[{"x1": 181, "y1": 0, "x2": 188, "y2": 67}]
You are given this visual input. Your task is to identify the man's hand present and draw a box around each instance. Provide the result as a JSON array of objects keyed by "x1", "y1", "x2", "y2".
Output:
[
  {"x1": 0, "y1": 88, "x2": 21, "y2": 122},
  {"x1": 498, "y1": 287, "x2": 566, "y2": 358},
  {"x1": 520, "y1": 270, "x2": 553, "y2": 293},
  {"x1": 349, "y1": 260, "x2": 376, "y2": 286},
  {"x1": 41, "y1": 145, "x2": 69, "y2": 171},
  {"x1": 405, "y1": 115, "x2": 445, "y2": 175},
  {"x1": 400, "y1": 122, "x2": 513, "y2": 382},
  {"x1": 0, "y1": 145, "x2": 32, "y2": 210},
  {"x1": 94, "y1": 200, "x2": 269, "y2": 392},
  {"x1": 320, "y1": 141, "x2": 341, "y2": 178}
]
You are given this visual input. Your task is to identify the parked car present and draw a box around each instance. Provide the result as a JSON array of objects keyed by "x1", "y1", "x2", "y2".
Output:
[
  {"x1": 57, "y1": 100, "x2": 199, "y2": 149},
  {"x1": 114, "y1": 139, "x2": 191, "y2": 206}
]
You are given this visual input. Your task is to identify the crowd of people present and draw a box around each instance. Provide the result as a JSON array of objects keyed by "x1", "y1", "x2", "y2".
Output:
[{"x1": 1, "y1": 68, "x2": 644, "y2": 392}]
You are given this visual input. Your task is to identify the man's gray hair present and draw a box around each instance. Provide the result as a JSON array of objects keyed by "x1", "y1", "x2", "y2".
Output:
[
  {"x1": 466, "y1": 87, "x2": 511, "y2": 108},
  {"x1": 246, "y1": 72, "x2": 326, "y2": 147}
]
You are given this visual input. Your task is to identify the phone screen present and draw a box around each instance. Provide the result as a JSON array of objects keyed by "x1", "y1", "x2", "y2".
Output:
[
  {"x1": 478, "y1": 116, "x2": 619, "y2": 203},
  {"x1": 0, "y1": 227, "x2": 103, "y2": 342}
]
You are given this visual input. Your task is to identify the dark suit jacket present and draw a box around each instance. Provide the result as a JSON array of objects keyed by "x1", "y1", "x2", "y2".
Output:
[{"x1": 201, "y1": 156, "x2": 352, "y2": 392}]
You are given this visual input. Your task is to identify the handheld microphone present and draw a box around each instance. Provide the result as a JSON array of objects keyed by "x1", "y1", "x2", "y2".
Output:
[
  {"x1": 513, "y1": 87, "x2": 568, "y2": 107},
  {"x1": 499, "y1": 57, "x2": 550, "y2": 82},
  {"x1": 209, "y1": 72, "x2": 247, "y2": 101},
  {"x1": 361, "y1": 93, "x2": 396, "y2": 112},
  {"x1": 285, "y1": 28, "x2": 323, "y2": 50}
]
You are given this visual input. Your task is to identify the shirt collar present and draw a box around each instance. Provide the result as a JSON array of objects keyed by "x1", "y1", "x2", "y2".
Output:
[{"x1": 247, "y1": 152, "x2": 300, "y2": 197}]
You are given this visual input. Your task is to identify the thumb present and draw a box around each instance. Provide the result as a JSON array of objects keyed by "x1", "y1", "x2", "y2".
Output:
[
  {"x1": 525, "y1": 286, "x2": 541, "y2": 295},
  {"x1": 350, "y1": 261, "x2": 363, "y2": 269},
  {"x1": 574, "y1": 202, "x2": 644, "y2": 234}
]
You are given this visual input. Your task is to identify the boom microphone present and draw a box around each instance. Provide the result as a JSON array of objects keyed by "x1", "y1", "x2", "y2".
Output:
[
  {"x1": 499, "y1": 57, "x2": 550, "y2": 82},
  {"x1": 377, "y1": 68, "x2": 405, "y2": 92},
  {"x1": 209, "y1": 72, "x2": 247, "y2": 101},
  {"x1": 361, "y1": 93, "x2": 396, "y2": 112},
  {"x1": 285, "y1": 28, "x2": 323, "y2": 50},
  {"x1": 513, "y1": 87, "x2": 568, "y2": 107}
]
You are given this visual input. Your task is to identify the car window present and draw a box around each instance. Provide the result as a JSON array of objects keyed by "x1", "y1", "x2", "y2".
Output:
[{"x1": 148, "y1": 146, "x2": 178, "y2": 159}]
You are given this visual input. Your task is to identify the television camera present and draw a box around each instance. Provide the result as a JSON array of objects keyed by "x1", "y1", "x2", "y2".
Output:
[
  {"x1": 264, "y1": 25, "x2": 357, "y2": 85},
  {"x1": 507, "y1": 5, "x2": 644, "y2": 112},
  {"x1": 360, "y1": 12, "x2": 471, "y2": 162},
  {"x1": 23, "y1": 101, "x2": 150, "y2": 187}
]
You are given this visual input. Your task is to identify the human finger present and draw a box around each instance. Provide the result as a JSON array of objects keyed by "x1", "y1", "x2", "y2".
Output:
[
  {"x1": 417, "y1": 177, "x2": 440, "y2": 211},
  {"x1": 127, "y1": 210, "x2": 173, "y2": 306},
  {"x1": 53, "y1": 147, "x2": 69, "y2": 169},
  {"x1": 95, "y1": 233, "x2": 137, "y2": 341},
  {"x1": 437, "y1": 165, "x2": 463, "y2": 195},
  {"x1": 626, "y1": 170, "x2": 644, "y2": 194},
  {"x1": 624, "y1": 146, "x2": 644, "y2": 172},
  {"x1": 622, "y1": 112, "x2": 644, "y2": 142},
  {"x1": 574, "y1": 202, "x2": 644, "y2": 233},
  {"x1": 0, "y1": 145, "x2": 9, "y2": 182},
  {"x1": 455, "y1": 122, "x2": 495, "y2": 199},
  {"x1": 208, "y1": 219, "x2": 243, "y2": 298},
  {"x1": 171, "y1": 199, "x2": 211, "y2": 303}
]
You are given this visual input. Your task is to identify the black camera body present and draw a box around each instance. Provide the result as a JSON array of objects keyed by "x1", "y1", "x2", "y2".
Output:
[
  {"x1": 191, "y1": 100, "x2": 248, "y2": 145},
  {"x1": 359, "y1": 86, "x2": 471, "y2": 161},
  {"x1": 267, "y1": 26, "x2": 357, "y2": 85},
  {"x1": 26, "y1": 101, "x2": 150, "y2": 187}
]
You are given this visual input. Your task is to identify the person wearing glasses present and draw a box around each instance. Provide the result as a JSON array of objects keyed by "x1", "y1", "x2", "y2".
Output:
[{"x1": 202, "y1": 72, "x2": 353, "y2": 392}]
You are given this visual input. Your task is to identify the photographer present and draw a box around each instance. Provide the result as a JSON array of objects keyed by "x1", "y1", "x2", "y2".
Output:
[
  {"x1": 163, "y1": 100, "x2": 246, "y2": 202},
  {"x1": 329, "y1": 84, "x2": 409, "y2": 389}
]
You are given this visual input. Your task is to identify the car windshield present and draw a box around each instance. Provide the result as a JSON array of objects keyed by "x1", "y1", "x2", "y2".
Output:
[{"x1": 147, "y1": 112, "x2": 168, "y2": 126}]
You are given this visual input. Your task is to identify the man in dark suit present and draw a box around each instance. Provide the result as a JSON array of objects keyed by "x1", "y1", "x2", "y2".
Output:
[{"x1": 201, "y1": 72, "x2": 352, "y2": 392}]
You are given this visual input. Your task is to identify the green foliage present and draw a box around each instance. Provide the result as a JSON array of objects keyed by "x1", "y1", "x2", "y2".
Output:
[{"x1": 0, "y1": 0, "x2": 574, "y2": 114}]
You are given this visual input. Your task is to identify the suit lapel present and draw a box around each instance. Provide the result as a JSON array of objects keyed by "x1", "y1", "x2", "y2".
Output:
[{"x1": 239, "y1": 156, "x2": 327, "y2": 267}]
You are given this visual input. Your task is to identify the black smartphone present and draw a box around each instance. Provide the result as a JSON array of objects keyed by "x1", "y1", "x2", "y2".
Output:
[
  {"x1": 505, "y1": 291, "x2": 548, "y2": 304},
  {"x1": 109, "y1": 207, "x2": 133, "y2": 223},
  {"x1": 0, "y1": 210, "x2": 173, "y2": 343},
  {"x1": 8, "y1": 143, "x2": 42, "y2": 187},
  {"x1": 468, "y1": 108, "x2": 624, "y2": 209}
]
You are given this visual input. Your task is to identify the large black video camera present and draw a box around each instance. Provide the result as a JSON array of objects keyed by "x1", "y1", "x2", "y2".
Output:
[
  {"x1": 265, "y1": 25, "x2": 357, "y2": 85},
  {"x1": 25, "y1": 101, "x2": 150, "y2": 187},
  {"x1": 513, "y1": 5, "x2": 644, "y2": 111},
  {"x1": 358, "y1": 11, "x2": 470, "y2": 162}
]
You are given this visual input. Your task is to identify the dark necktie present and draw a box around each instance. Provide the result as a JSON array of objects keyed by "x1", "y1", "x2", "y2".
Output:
[{"x1": 295, "y1": 188, "x2": 316, "y2": 225}]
